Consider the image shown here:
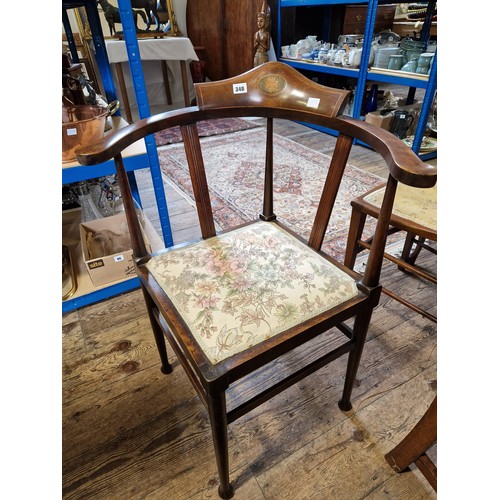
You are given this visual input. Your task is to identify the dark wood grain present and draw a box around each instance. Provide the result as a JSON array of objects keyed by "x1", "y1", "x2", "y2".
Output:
[
  {"x1": 186, "y1": 0, "x2": 264, "y2": 80},
  {"x1": 180, "y1": 123, "x2": 217, "y2": 238}
]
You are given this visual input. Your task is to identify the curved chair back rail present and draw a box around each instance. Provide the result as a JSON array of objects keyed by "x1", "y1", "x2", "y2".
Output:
[
  {"x1": 74, "y1": 62, "x2": 437, "y2": 499},
  {"x1": 76, "y1": 63, "x2": 436, "y2": 188}
]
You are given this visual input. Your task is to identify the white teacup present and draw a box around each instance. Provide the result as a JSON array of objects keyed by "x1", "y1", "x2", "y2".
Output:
[
  {"x1": 348, "y1": 48, "x2": 362, "y2": 68},
  {"x1": 288, "y1": 44, "x2": 298, "y2": 58},
  {"x1": 334, "y1": 49, "x2": 346, "y2": 65}
]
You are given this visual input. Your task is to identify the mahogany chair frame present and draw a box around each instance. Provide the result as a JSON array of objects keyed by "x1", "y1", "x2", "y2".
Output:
[
  {"x1": 76, "y1": 62, "x2": 437, "y2": 499},
  {"x1": 344, "y1": 183, "x2": 437, "y2": 323}
]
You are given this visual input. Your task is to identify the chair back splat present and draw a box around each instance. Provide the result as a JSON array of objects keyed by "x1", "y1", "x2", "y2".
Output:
[{"x1": 76, "y1": 62, "x2": 437, "y2": 499}]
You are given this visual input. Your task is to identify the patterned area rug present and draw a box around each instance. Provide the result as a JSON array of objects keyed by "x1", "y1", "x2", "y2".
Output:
[
  {"x1": 154, "y1": 117, "x2": 260, "y2": 147},
  {"x1": 158, "y1": 128, "x2": 384, "y2": 260}
]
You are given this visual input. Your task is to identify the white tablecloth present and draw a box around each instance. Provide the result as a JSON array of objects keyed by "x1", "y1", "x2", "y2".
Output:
[
  {"x1": 104, "y1": 37, "x2": 198, "y2": 63},
  {"x1": 104, "y1": 37, "x2": 199, "y2": 117}
]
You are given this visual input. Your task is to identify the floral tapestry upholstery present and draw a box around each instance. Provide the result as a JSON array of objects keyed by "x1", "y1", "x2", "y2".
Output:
[
  {"x1": 364, "y1": 183, "x2": 437, "y2": 232},
  {"x1": 145, "y1": 222, "x2": 358, "y2": 364}
]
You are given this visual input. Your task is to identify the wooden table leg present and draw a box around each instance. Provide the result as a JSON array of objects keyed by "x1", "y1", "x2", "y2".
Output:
[
  {"x1": 114, "y1": 62, "x2": 133, "y2": 123},
  {"x1": 179, "y1": 60, "x2": 190, "y2": 107},
  {"x1": 160, "y1": 60, "x2": 173, "y2": 105}
]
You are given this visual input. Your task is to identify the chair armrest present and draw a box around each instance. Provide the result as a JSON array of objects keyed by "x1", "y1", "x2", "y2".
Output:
[
  {"x1": 337, "y1": 115, "x2": 437, "y2": 188},
  {"x1": 75, "y1": 106, "x2": 201, "y2": 165}
]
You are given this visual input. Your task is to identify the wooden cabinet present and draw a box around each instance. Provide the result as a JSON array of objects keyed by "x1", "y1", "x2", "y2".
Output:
[
  {"x1": 342, "y1": 4, "x2": 396, "y2": 35},
  {"x1": 186, "y1": 0, "x2": 264, "y2": 81}
]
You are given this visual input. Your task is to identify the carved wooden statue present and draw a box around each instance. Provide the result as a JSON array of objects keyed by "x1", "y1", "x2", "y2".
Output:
[{"x1": 253, "y1": 1, "x2": 271, "y2": 67}]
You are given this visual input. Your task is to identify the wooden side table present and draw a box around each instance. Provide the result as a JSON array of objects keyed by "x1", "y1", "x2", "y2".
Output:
[{"x1": 104, "y1": 37, "x2": 199, "y2": 122}]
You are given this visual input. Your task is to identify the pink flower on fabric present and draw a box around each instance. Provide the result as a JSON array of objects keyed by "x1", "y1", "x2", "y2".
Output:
[
  {"x1": 228, "y1": 256, "x2": 246, "y2": 274},
  {"x1": 193, "y1": 295, "x2": 219, "y2": 309},
  {"x1": 232, "y1": 275, "x2": 253, "y2": 292},
  {"x1": 196, "y1": 281, "x2": 218, "y2": 295},
  {"x1": 206, "y1": 254, "x2": 228, "y2": 276}
]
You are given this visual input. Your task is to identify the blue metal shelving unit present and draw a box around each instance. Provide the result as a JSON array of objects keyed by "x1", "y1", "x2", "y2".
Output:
[
  {"x1": 277, "y1": 0, "x2": 437, "y2": 159},
  {"x1": 62, "y1": 277, "x2": 142, "y2": 313},
  {"x1": 62, "y1": 0, "x2": 174, "y2": 312}
]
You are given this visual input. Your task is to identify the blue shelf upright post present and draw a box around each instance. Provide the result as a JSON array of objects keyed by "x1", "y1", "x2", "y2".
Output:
[
  {"x1": 411, "y1": 51, "x2": 437, "y2": 157},
  {"x1": 351, "y1": 0, "x2": 378, "y2": 119},
  {"x1": 83, "y1": 0, "x2": 120, "y2": 106},
  {"x1": 117, "y1": 0, "x2": 174, "y2": 247},
  {"x1": 62, "y1": 8, "x2": 80, "y2": 64}
]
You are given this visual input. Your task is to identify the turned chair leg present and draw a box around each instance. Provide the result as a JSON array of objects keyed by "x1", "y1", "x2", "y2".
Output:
[
  {"x1": 398, "y1": 232, "x2": 426, "y2": 272},
  {"x1": 402, "y1": 232, "x2": 426, "y2": 265},
  {"x1": 338, "y1": 310, "x2": 373, "y2": 411},
  {"x1": 344, "y1": 207, "x2": 367, "y2": 270},
  {"x1": 207, "y1": 389, "x2": 234, "y2": 499},
  {"x1": 141, "y1": 287, "x2": 173, "y2": 374}
]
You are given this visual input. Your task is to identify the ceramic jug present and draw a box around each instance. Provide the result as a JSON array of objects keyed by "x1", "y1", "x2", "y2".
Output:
[
  {"x1": 416, "y1": 53, "x2": 434, "y2": 74},
  {"x1": 390, "y1": 109, "x2": 414, "y2": 139},
  {"x1": 387, "y1": 54, "x2": 403, "y2": 70},
  {"x1": 348, "y1": 47, "x2": 362, "y2": 68},
  {"x1": 400, "y1": 56, "x2": 418, "y2": 73}
]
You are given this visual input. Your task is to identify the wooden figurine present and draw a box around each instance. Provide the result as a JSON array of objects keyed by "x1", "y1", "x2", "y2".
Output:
[{"x1": 253, "y1": 1, "x2": 271, "y2": 67}]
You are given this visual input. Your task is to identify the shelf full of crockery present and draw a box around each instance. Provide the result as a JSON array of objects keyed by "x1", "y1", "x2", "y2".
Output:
[
  {"x1": 280, "y1": 57, "x2": 431, "y2": 89},
  {"x1": 276, "y1": 0, "x2": 437, "y2": 159}
]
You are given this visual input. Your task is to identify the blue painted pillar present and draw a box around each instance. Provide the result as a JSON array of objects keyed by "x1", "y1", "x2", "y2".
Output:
[{"x1": 116, "y1": 0, "x2": 174, "y2": 247}]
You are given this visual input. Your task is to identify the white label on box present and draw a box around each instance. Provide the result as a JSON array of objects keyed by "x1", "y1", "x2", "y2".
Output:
[
  {"x1": 114, "y1": 255, "x2": 125, "y2": 262},
  {"x1": 233, "y1": 83, "x2": 247, "y2": 94},
  {"x1": 66, "y1": 128, "x2": 78, "y2": 136},
  {"x1": 307, "y1": 97, "x2": 320, "y2": 109}
]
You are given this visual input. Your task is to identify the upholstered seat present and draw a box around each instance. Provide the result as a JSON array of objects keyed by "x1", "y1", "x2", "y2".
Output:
[
  {"x1": 146, "y1": 221, "x2": 358, "y2": 364},
  {"x1": 363, "y1": 183, "x2": 437, "y2": 233},
  {"x1": 344, "y1": 180, "x2": 437, "y2": 322}
]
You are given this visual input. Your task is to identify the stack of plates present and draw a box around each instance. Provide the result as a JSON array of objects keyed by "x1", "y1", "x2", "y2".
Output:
[
  {"x1": 400, "y1": 38, "x2": 426, "y2": 52},
  {"x1": 403, "y1": 135, "x2": 437, "y2": 153},
  {"x1": 373, "y1": 46, "x2": 401, "y2": 69},
  {"x1": 399, "y1": 37, "x2": 425, "y2": 63}
]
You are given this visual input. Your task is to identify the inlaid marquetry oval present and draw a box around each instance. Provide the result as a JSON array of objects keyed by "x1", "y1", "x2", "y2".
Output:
[{"x1": 258, "y1": 74, "x2": 286, "y2": 95}]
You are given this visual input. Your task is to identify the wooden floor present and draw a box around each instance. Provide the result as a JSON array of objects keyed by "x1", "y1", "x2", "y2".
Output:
[{"x1": 62, "y1": 119, "x2": 437, "y2": 499}]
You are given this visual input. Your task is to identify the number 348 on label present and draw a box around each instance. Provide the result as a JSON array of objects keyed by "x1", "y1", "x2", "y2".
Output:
[{"x1": 233, "y1": 83, "x2": 247, "y2": 94}]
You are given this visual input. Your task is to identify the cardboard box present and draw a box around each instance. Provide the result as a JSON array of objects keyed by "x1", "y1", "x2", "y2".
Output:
[
  {"x1": 365, "y1": 100, "x2": 422, "y2": 131},
  {"x1": 80, "y1": 212, "x2": 151, "y2": 287},
  {"x1": 396, "y1": 99, "x2": 422, "y2": 115},
  {"x1": 365, "y1": 110, "x2": 394, "y2": 130}
]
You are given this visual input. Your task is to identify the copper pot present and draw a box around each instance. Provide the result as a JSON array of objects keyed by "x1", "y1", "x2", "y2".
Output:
[{"x1": 62, "y1": 100, "x2": 119, "y2": 163}]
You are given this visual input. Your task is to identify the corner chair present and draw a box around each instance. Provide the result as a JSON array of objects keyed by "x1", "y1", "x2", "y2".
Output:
[{"x1": 76, "y1": 61, "x2": 437, "y2": 499}]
